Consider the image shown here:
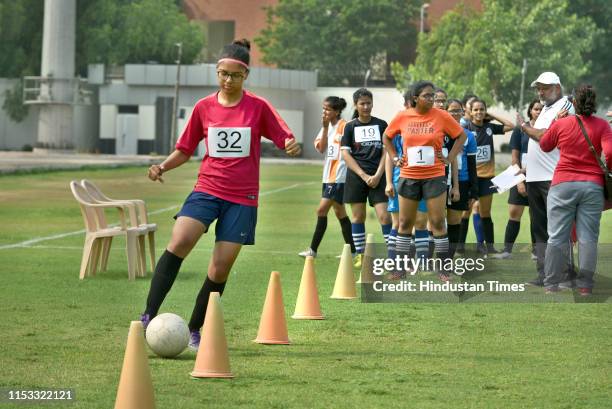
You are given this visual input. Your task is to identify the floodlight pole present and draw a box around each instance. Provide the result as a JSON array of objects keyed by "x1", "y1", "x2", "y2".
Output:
[{"x1": 170, "y1": 42, "x2": 183, "y2": 149}]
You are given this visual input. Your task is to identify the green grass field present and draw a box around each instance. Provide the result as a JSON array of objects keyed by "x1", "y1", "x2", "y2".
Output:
[{"x1": 1, "y1": 162, "x2": 612, "y2": 409}]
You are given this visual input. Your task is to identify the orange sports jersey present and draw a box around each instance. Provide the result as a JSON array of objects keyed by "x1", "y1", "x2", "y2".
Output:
[
  {"x1": 385, "y1": 108, "x2": 463, "y2": 179},
  {"x1": 315, "y1": 120, "x2": 347, "y2": 183}
]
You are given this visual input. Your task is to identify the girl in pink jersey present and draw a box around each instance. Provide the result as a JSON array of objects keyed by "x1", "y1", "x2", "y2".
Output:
[
  {"x1": 299, "y1": 96, "x2": 356, "y2": 258},
  {"x1": 140, "y1": 39, "x2": 301, "y2": 350}
]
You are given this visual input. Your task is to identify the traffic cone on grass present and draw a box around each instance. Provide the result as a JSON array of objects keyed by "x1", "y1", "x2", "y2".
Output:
[
  {"x1": 114, "y1": 321, "x2": 156, "y2": 409},
  {"x1": 254, "y1": 271, "x2": 291, "y2": 344},
  {"x1": 191, "y1": 292, "x2": 234, "y2": 378},
  {"x1": 292, "y1": 256, "x2": 324, "y2": 320},
  {"x1": 330, "y1": 244, "x2": 357, "y2": 299},
  {"x1": 357, "y1": 233, "x2": 375, "y2": 284}
]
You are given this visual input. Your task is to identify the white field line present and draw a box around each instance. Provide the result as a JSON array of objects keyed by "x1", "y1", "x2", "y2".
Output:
[
  {"x1": 0, "y1": 182, "x2": 315, "y2": 251},
  {"x1": 13, "y1": 245, "x2": 301, "y2": 256}
]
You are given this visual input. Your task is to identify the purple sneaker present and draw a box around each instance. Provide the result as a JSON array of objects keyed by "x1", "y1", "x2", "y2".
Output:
[
  {"x1": 188, "y1": 330, "x2": 201, "y2": 351},
  {"x1": 140, "y1": 313, "x2": 151, "y2": 330}
]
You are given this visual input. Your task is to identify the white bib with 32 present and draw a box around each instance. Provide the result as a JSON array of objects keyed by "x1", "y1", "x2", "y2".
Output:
[
  {"x1": 407, "y1": 146, "x2": 435, "y2": 166},
  {"x1": 208, "y1": 127, "x2": 251, "y2": 158},
  {"x1": 476, "y1": 145, "x2": 491, "y2": 164},
  {"x1": 354, "y1": 125, "x2": 381, "y2": 143}
]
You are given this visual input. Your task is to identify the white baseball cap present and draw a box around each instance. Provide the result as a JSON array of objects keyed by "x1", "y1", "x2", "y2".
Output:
[{"x1": 531, "y1": 72, "x2": 561, "y2": 87}]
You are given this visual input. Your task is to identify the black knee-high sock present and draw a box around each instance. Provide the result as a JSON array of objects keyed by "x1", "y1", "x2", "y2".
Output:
[
  {"x1": 145, "y1": 250, "x2": 183, "y2": 317},
  {"x1": 481, "y1": 217, "x2": 495, "y2": 250},
  {"x1": 503, "y1": 220, "x2": 521, "y2": 253},
  {"x1": 447, "y1": 224, "x2": 462, "y2": 258},
  {"x1": 459, "y1": 217, "x2": 469, "y2": 247},
  {"x1": 310, "y1": 216, "x2": 327, "y2": 252},
  {"x1": 339, "y1": 216, "x2": 356, "y2": 253},
  {"x1": 188, "y1": 276, "x2": 227, "y2": 331}
]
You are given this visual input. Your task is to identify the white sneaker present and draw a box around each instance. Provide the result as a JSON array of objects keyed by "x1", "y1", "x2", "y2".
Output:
[
  {"x1": 491, "y1": 251, "x2": 512, "y2": 259},
  {"x1": 298, "y1": 248, "x2": 317, "y2": 258}
]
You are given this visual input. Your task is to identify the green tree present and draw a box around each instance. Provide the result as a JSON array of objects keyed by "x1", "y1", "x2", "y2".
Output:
[
  {"x1": 256, "y1": 0, "x2": 420, "y2": 85},
  {"x1": 567, "y1": 0, "x2": 611, "y2": 104},
  {"x1": 0, "y1": 0, "x2": 43, "y2": 77},
  {"x1": 392, "y1": 0, "x2": 598, "y2": 108},
  {"x1": 77, "y1": 0, "x2": 204, "y2": 74},
  {"x1": 1, "y1": 0, "x2": 205, "y2": 121}
]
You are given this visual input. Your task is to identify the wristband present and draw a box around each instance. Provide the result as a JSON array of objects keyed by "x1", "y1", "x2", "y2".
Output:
[{"x1": 158, "y1": 164, "x2": 166, "y2": 174}]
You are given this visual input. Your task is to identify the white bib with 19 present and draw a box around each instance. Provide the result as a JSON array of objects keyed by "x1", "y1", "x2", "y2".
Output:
[
  {"x1": 208, "y1": 127, "x2": 251, "y2": 158},
  {"x1": 354, "y1": 125, "x2": 380, "y2": 143},
  {"x1": 407, "y1": 146, "x2": 435, "y2": 166}
]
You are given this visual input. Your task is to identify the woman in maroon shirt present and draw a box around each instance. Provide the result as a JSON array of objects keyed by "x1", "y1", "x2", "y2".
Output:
[{"x1": 539, "y1": 84, "x2": 612, "y2": 295}]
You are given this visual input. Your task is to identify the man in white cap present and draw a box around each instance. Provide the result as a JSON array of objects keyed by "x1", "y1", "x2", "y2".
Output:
[{"x1": 519, "y1": 72, "x2": 574, "y2": 287}]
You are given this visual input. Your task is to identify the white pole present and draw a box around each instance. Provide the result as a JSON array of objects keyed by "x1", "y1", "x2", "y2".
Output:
[
  {"x1": 519, "y1": 58, "x2": 527, "y2": 110},
  {"x1": 170, "y1": 42, "x2": 183, "y2": 149}
]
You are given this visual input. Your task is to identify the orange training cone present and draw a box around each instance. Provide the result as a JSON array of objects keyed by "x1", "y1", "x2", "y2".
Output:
[
  {"x1": 292, "y1": 256, "x2": 324, "y2": 320},
  {"x1": 254, "y1": 271, "x2": 291, "y2": 344},
  {"x1": 357, "y1": 233, "x2": 376, "y2": 284},
  {"x1": 191, "y1": 292, "x2": 234, "y2": 378},
  {"x1": 114, "y1": 321, "x2": 156, "y2": 409},
  {"x1": 330, "y1": 244, "x2": 357, "y2": 299}
]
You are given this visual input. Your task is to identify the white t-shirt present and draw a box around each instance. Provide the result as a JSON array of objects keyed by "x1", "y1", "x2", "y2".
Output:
[
  {"x1": 525, "y1": 96, "x2": 574, "y2": 182},
  {"x1": 316, "y1": 121, "x2": 347, "y2": 183}
]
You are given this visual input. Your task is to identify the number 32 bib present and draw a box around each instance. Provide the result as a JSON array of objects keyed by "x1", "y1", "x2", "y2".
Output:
[{"x1": 208, "y1": 127, "x2": 251, "y2": 158}]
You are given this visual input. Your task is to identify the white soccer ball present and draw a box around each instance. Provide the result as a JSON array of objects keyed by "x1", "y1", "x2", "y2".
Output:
[{"x1": 145, "y1": 313, "x2": 190, "y2": 358}]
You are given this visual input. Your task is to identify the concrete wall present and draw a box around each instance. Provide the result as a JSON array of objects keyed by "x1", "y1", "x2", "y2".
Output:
[
  {"x1": 0, "y1": 79, "x2": 38, "y2": 151},
  {"x1": 0, "y1": 78, "x2": 99, "y2": 152},
  {"x1": 96, "y1": 82, "x2": 309, "y2": 152},
  {"x1": 2, "y1": 75, "x2": 521, "y2": 157}
]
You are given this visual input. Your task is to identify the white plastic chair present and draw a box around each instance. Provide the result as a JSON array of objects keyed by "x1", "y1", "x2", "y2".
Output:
[
  {"x1": 80, "y1": 179, "x2": 157, "y2": 274},
  {"x1": 70, "y1": 181, "x2": 147, "y2": 280}
]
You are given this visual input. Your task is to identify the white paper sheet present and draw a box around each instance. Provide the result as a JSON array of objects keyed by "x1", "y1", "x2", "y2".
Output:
[{"x1": 491, "y1": 164, "x2": 526, "y2": 194}]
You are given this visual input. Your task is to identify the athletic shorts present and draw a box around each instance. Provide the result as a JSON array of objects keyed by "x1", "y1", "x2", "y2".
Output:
[
  {"x1": 477, "y1": 177, "x2": 497, "y2": 197},
  {"x1": 322, "y1": 183, "x2": 345, "y2": 204},
  {"x1": 175, "y1": 191, "x2": 257, "y2": 245},
  {"x1": 397, "y1": 176, "x2": 447, "y2": 201},
  {"x1": 448, "y1": 181, "x2": 471, "y2": 211},
  {"x1": 508, "y1": 185, "x2": 529, "y2": 206},
  {"x1": 344, "y1": 170, "x2": 388, "y2": 206}
]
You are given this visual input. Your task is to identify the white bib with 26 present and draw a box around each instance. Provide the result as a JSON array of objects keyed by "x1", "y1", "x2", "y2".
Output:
[
  {"x1": 476, "y1": 145, "x2": 491, "y2": 164},
  {"x1": 208, "y1": 127, "x2": 251, "y2": 158},
  {"x1": 407, "y1": 146, "x2": 435, "y2": 166},
  {"x1": 354, "y1": 125, "x2": 381, "y2": 143}
]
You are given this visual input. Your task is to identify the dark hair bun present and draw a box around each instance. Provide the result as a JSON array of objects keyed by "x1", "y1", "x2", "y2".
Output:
[
  {"x1": 339, "y1": 98, "x2": 347, "y2": 111},
  {"x1": 233, "y1": 39, "x2": 251, "y2": 51}
]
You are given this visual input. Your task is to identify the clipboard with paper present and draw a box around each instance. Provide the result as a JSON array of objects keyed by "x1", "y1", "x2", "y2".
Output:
[{"x1": 491, "y1": 164, "x2": 526, "y2": 194}]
